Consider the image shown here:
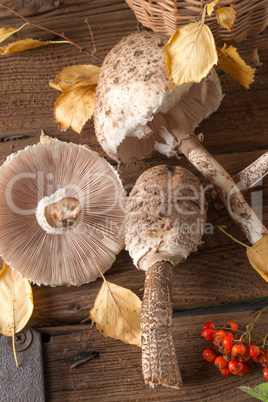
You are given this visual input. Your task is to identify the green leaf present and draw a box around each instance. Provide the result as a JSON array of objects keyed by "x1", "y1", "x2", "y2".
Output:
[{"x1": 239, "y1": 383, "x2": 268, "y2": 401}]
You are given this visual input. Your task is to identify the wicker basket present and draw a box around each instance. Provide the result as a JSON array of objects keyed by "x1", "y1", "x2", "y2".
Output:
[{"x1": 125, "y1": 0, "x2": 268, "y2": 43}]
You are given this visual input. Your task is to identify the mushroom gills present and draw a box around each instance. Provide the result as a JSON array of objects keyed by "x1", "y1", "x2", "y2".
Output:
[{"x1": 116, "y1": 76, "x2": 222, "y2": 162}]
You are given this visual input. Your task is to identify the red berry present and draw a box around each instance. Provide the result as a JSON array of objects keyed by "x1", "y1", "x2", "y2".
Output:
[
  {"x1": 212, "y1": 330, "x2": 226, "y2": 347},
  {"x1": 238, "y1": 363, "x2": 249, "y2": 375},
  {"x1": 201, "y1": 327, "x2": 214, "y2": 341},
  {"x1": 263, "y1": 368, "x2": 268, "y2": 380},
  {"x1": 222, "y1": 349, "x2": 232, "y2": 362},
  {"x1": 222, "y1": 335, "x2": 234, "y2": 350},
  {"x1": 214, "y1": 356, "x2": 227, "y2": 369},
  {"x1": 237, "y1": 352, "x2": 251, "y2": 364},
  {"x1": 259, "y1": 351, "x2": 268, "y2": 367},
  {"x1": 228, "y1": 359, "x2": 242, "y2": 375},
  {"x1": 226, "y1": 321, "x2": 239, "y2": 333},
  {"x1": 248, "y1": 345, "x2": 261, "y2": 358},
  {"x1": 252, "y1": 355, "x2": 261, "y2": 363},
  {"x1": 203, "y1": 321, "x2": 216, "y2": 330},
  {"x1": 232, "y1": 344, "x2": 246, "y2": 357},
  {"x1": 203, "y1": 348, "x2": 216, "y2": 363},
  {"x1": 220, "y1": 368, "x2": 231, "y2": 375}
]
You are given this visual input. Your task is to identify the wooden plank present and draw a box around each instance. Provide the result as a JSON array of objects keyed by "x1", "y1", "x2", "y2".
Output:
[{"x1": 39, "y1": 309, "x2": 268, "y2": 401}]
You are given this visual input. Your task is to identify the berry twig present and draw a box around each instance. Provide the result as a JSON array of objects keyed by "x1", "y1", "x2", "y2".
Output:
[
  {"x1": 0, "y1": 3, "x2": 103, "y2": 62},
  {"x1": 201, "y1": 308, "x2": 268, "y2": 380}
]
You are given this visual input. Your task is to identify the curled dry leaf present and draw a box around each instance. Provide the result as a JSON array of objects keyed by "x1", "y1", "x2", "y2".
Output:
[
  {"x1": 247, "y1": 235, "x2": 268, "y2": 282},
  {"x1": 54, "y1": 84, "x2": 96, "y2": 133},
  {"x1": 50, "y1": 64, "x2": 100, "y2": 91},
  {"x1": 0, "y1": 263, "x2": 34, "y2": 366},
  {"x1": 90, "y1": 278, "x2": 142, "y2": 347},
  {"x1": 217, "y1": 44, "x2": 255, "y2": 89},
  {"x1": 0, "y1": 24, "x2": 28, "y2": 44},
  {"x1": 39, "y1": 129, "x2": 58, "y2": 144},
  {"x1": 207, "y1": 0, "x2": 221, "y2": 17},
  {"x1": 0, "y1": 39, "x2": 52, "y2": 55},
  {"x1": 164, "y1": 22, "x2": 217, "y2": 87},
  {"x1": 216, "y1": 7, "x2": 236, "y2": 31},
  {"x1": 0, "y1": 27, "x2": 18, "y2": 43}
]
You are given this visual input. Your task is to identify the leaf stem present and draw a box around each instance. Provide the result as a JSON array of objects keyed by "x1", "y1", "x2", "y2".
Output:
[
  {"x1": 12, "y1": 333, "x2": 19, "y2": 367},
  {"x1": 218, "y1": 226, "x2": 251, "y2": 249},
  {"x1": 93, "y1": 258, "x2": 106, "y2": 282},
  {"x1": 0, "y1": 3, "x2": 103, "y2": 62}
]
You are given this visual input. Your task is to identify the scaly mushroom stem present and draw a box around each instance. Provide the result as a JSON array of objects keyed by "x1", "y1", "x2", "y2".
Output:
[
  {"x1": 141, "y1": 260, "x2": 182, "y2": 389},
  {"x1": 212, "y1": 151, "x2": 268, "y2": 211},
  {"x1": 158, "y1": 109, "x2": 267, "y2": 245},
  {"x1": 233, "y1": 151, "x2": 268, "y2": 190}
]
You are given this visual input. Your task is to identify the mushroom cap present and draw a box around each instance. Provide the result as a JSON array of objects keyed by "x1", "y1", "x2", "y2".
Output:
[
  {"x1": 94, "y1": 31, "x2": 223, "y2": 163},
  {"x1": 124, "y1": 165, "x2": 207, "y2": 271},
  {"x1": 0, "y1": 141, "x2": 126, "y2": 286}
]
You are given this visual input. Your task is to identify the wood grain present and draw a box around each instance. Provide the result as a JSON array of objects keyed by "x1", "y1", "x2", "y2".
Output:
[
  {"x1": 40, "y1": 310, "x2": 268, "y2": 401},
  {"x1": 0, "y1": 0, "x2": 267, "y2": 400}
]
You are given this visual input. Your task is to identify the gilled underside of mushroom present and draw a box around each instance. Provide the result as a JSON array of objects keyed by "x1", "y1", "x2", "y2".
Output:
[
  {"x1": 0, "y1": 141, "x2": 126, "y2": 286},
  {"x1": 116, "y1": 74, "x2": 222, "y2": 162}
]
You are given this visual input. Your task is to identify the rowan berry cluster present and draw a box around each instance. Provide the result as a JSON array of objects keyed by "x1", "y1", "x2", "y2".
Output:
[{"x1": 201, "y1": 319, "x2": 268, "y2": 380}]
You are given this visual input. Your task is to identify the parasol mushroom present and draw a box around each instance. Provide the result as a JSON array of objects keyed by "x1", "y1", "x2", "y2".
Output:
[
  {"x1": 124, "y1": 164, "x2": 207, "y2": 388},
  {"x1": 94, "y1": 31, "x2": 267, "y2": 245},
  {"x1": 0, "y1": 141, "x2": 126, "y2": 286}
]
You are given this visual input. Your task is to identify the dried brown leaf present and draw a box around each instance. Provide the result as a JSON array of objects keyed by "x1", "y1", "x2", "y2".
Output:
[
  {"x1": 216, "y1": 7, "x2": 236, "y2": 31},
  {"x1": 164, "y1": 22, "x2": 217, "y2": 87},
  {"x1": 90, "y1": 279, "x2": 142, "y2": 347},
  {"x1": 247, "y1": 235, "x2": 268, "y2": 282},
  {"x1": 50, "y1": 64, "x2": 100, "y2": 92},
  {"x1": 0, "y1": 263, "x2": 34, "y2": 366},
  {"x1": 217, "y1": 44, "x2": 255, "y2": 89},
  {"x1": 207, "y1": 0, "x2": 221, "y2": 17},
  {"x1": 0, "y1": 39, "x2": 52, "y2": 55},
  {"x1": 54, "y1": 84, "x2": 96, "y2": 133},
  {"x1": 0, "y1": 24, "x2": 28, "y2": 44}
]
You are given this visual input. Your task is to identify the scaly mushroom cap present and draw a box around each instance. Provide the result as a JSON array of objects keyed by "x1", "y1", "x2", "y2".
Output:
[
  {"x1": 94, "y1": 31, "x2": 223, "y2": 162},
  {"x1": 0, "y1": 141, "x2": 126, "y2": 286},
  {"x1": 124, "y1": 165, "x2": 207, "y2": 271}
]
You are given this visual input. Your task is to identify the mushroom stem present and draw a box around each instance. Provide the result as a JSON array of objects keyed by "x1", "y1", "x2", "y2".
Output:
[
  {"x1": 159, "y1": 109, "x2": 267, "y2": 245},
  {"x1": 232, "y1": 151, "x2": 268, "y2": 191},
  {"x1": 212, "y1": 151, "x2": 268, "y2": 211},
  {"x1": 140, "y1": 260, "x2": 182, "y2": 389}
]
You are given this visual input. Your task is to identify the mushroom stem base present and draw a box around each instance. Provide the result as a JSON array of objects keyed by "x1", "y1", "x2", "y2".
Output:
[{"x1": 140, "y1": 261, "x2": 182, "y2": 389}]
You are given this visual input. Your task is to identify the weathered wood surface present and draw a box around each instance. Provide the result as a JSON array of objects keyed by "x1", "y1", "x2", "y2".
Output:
[
  {"x1": 0, "y1": 0, "x2": 267, "y2": 400},
  {"x1": 39, "y1": 311, "x2": 268, "y2": 401}
]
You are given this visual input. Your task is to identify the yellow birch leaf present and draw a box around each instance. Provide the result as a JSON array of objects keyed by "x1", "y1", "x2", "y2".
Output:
[
  {"x1": 217, "y1": 44, "x2": 255, "y2": 89},
  {"x1": 164, "y1": 22, "x2": 217, "y2": 88},
  {"x1": 0, "y1": 263, "x2": 34, "y2": 366},
  {"x1": 0, "y1": 39, "x2": 52, "y2": 55},
  {"x1": 247, "y1": 235, "x2": 268, "y2": 282},
  {"x1": 0, "y1": 24, "x2": 28, "y2": 44},
  {"x1": 0, "y1": 28, "x2": 18, "y2": 43},
  {"x1": 50, "y1": 65, "x2": 100, "y2": 92},
  {"x1": 216, "y1": 7, "x2": 236, "y2": 31},
  {"x1": 90, "y1": 279, "x2": 142, "y2": 347},
  {"x1": 54, "y1": 84, "x2": 96, "y2": 133},
  {"x1": 207, "y1": 0, "x2": 221, "y2": 17}
]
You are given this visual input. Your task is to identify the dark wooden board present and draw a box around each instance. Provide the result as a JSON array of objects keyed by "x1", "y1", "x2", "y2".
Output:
[
  {"x1": 0, "y1": 0, "x2": 267, "y2": 400},
  {"x1": 39, "y1": 310, "x2": 268, "y2": 401}
]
